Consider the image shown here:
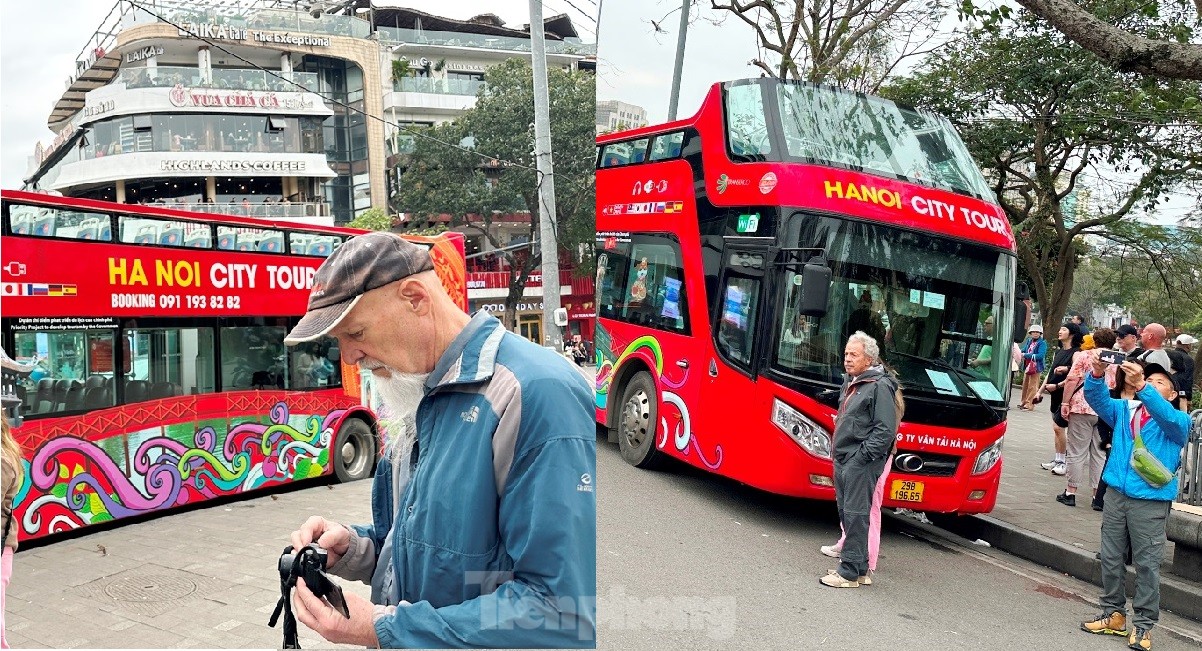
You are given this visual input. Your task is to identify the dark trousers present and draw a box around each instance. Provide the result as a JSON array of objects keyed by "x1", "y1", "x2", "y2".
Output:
[
  {"x1": 834, "y1": 452, "x2": 887, "y2": 580},
  {"x1": 1099, "y1": 488, "x2": 1170, "y2": 630}
]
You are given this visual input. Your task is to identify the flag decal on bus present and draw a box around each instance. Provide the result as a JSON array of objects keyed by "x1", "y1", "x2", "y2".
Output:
[{"x1": 1, "y1": 283, "x2": 76, "y2": 297}]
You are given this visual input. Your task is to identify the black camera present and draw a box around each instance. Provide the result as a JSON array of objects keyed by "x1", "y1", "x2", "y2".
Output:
[
  {"x1": 269, "y1": 544, "x2": 349, "y2": 649},
  {"x1": 279, "y1": 544, "x2": 350, "y2": 618},
  {"x1": 1098, "y1": 350, "x2": 1126, "y2": 365}
]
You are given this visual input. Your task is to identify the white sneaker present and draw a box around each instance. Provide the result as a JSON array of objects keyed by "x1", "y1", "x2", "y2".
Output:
[
  {"x1": 1052, "y1": 462, "x2": 1067, "y2": 476},
  {"x1": 820, "y1": 544, "x2": 841, "y2": 558},
  {"x1": 1041, "y1": 460, "x2": 1057, "y2": 470}
]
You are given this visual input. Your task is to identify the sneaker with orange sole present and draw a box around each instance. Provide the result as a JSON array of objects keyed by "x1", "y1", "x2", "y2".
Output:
[
  {"x1": 1081, "y1": 611, "x2": 1127, "y2": 636},
  {"x1": 1128, "y1": 626, "x2": 1151, "y2": 650}
]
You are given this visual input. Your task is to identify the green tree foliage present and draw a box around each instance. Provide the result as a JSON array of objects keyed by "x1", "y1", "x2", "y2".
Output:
[
  {"x1": 393, "y1": 58, "x2": 595, "y2": 328},
  {"x1": 1070, "y1": 223, "x2": 1202, "y2": 388},
  {"x1": 346, "y1": 207, "x2": 393, "y2": 231},
  {"x1": 884, "y1": 9, "x2": 1201, "y2": 333}
]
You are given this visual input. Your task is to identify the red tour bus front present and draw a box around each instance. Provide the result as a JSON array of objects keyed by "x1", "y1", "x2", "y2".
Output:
[{"x1": 595, "y1": 79, "x2": 1018, "y2": 515}]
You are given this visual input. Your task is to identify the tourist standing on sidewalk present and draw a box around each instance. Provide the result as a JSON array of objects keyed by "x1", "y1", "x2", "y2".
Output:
[
  {"x1": 1171, "y1": 333, "x2": 1195, "y2": 411},
  {"x1": 283, "y1": 232, "x2": 596, "y2": 648},
  {"x1": 1057, "y1": 328, "x2": 1116, "y2": 507},
  {"x1": 1, "y1": 413, "x2": 22, "y2": 650},
  {"x1": 1042, "y1": 323, "x2": 1083, "y2": 475},
  {"x1": 1080, "y1": 354, "x2": 1188, "y2": 650},
  {"x1": 1018, "y1": 325, "x2": 1047, "y2": 410},
  {"x1": 820, "y1": 331, "x2": 900, "y2": 589},
  {"x1": 819, "y1": 381, "x2": 904, "y2": 583},
  {"x1": 1092, "y1": 325, "x2": 1140, "y2": 511}
]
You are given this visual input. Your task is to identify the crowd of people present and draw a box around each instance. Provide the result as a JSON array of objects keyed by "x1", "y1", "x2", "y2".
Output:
[{"x1": 1016, "y1": 315, "x2": 1196, "y2": 650}]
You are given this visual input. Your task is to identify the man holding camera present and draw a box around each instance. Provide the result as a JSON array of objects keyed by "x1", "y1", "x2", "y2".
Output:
[
  {"x1": 1079, "y1": 353, "x2": 1189, "y2": 651},
  {"x1": 283, "y1": 232, "x2": 596, "y2": 648}
]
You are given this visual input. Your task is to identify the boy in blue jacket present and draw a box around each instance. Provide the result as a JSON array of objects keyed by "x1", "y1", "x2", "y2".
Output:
[{"x1": 1079, "y1": 353, "x2": 1188, "y2": 651}]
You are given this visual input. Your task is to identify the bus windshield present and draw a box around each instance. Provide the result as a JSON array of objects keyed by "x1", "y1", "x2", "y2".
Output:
[
  {"x1": 772, "y1": 214, "x2": 1016, "y2": 405},
  {"x1": 724, "y1": 80, "x2": 995, "y2": 201}
]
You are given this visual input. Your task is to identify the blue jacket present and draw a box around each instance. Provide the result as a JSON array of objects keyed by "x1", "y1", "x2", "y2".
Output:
[
  {"x1": 1020, "y1": 337, "x2": 1047, "y2": 373},
  {"x1": 1085, "y1": 373, "x2": 1189, "y2": 501},
  {"x1": 333, "y1": 313, "x2": 597, "y2": 648}
]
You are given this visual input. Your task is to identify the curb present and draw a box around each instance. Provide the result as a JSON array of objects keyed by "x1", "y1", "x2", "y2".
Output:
[{"x1": 915, "y1": 511, "x2": 1202, "y2": 623}]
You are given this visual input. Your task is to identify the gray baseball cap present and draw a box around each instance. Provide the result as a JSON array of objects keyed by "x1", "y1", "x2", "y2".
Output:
[{"x1": 285, "y1": 231, "x2": 433, "y2": 345}]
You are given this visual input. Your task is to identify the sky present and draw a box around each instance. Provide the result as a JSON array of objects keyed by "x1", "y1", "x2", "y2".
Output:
[
  {"x1": 596, "y1": 0, "x2": 757, "y2": 124},
  {"x1": 0, "y1": 0, "x2": 598, "y2": 190}
]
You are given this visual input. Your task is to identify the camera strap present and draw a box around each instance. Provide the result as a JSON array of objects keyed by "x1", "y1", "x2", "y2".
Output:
[{"x1": 269, "y1": 548, "x2": 304, "y2": 649}]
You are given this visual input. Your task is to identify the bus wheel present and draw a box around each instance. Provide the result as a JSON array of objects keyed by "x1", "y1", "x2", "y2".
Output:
[
  {"x1": 334, "y1": 419, "x2": 375, "y2": 483},
  {"x1": 617, "y1": 372, "x2": 664, "y2": 469}
]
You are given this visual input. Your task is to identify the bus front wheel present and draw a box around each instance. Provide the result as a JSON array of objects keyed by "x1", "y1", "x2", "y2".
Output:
[
  {"x1": 617, "y1": 372, "x2": 665, "y2": 469},
  {"x1": 334, "y1": 418, "x2": 376, "y2": 483}
]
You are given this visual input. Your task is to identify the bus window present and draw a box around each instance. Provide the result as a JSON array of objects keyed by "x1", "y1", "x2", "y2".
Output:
[
  {"x1": 288, "y1": 339, "x2": 341, "y2": 389},
  {"x1": 11, "y1": 329, "x2": 121, "y2": 416},
  {"x1": 725, "y1": 83, "x2": 771, "y2": 158},
  {"x1": 649, "y1": 132, "x2": 684, "y2": 161},
  {"x1": 599, "y1": 143, "x2": 630, "y2": 168},
  {"x1": 126, "y1": 327, "x2": 215, "y2": 400},
  {"x1": 717, "y1": 276, "x2": 761, "y2": 368},
  {"x1": 628, "y1": 138, "x2": 650, "y2": 163},
  {"x1": 220, "y1": 325, "x2": 286, "y2": 390},
  {"x1": 119, "y1": 216, "x2": 205, "y2": 248},
  {"x1": 290, "y1": 233, "x2": 342, "y2": 257},
  {"x1": 596, "y1": 234, "x2": 690, "y2": 334},
  {"x1": 8, "y1": 206, "x2": 113, "y2": 241}
]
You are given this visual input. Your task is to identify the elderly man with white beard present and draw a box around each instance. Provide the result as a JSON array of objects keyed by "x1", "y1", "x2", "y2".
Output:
[{"x1": 283, "y1": 232, "x2": 596, "y2": 649}]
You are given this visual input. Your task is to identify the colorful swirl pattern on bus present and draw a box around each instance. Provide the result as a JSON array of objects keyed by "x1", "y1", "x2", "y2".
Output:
[
  {"x1": 15, "y1": 402, "x2": 346, "y2": 539},
  {"x1": 596, "y1": 329, "x2": 723, "y2": 469}
]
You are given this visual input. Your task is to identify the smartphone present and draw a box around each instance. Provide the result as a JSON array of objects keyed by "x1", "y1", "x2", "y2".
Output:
[{"x1": 1098, "y1": 349, "x2": 1126, "y2": 365}]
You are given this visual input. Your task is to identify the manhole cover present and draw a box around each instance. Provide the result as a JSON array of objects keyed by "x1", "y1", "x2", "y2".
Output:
[{"x1": 103, "y1": 574, "x2": 197, "y2": 602}]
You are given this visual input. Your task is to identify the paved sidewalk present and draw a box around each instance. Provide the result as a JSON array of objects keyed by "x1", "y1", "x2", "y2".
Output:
[
  {"x1": 4, "y1": 480, "x2": 375, "y2": 649},
  {"x1": 919, "y1": 392, "x2": 1202, "y2": 622}
]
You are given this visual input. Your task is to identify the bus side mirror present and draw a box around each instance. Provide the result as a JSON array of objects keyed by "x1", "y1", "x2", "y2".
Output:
[{"x1": 799, "y1": 257, "x2": 831, "y2": 318}]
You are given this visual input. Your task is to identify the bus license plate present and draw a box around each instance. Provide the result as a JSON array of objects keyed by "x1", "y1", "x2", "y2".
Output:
[{"x1": 890, "y1": 480, "x2": 924, "y2": 503}]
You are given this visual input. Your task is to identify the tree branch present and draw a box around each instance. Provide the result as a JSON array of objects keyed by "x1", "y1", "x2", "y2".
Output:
[{"x1": 1015, "y1": 0, "x2": 1202, "y2": 80}]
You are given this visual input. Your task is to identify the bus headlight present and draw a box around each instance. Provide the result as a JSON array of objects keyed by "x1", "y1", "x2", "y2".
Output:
[
  {"x1": 972, "y1": 437, "x2": 1003, "y2": 475},
  {"x1": 771, "y1": 398, "x2": 831, "y2": 459}
]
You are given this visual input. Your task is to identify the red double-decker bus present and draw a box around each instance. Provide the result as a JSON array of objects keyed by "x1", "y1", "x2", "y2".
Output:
[
  {"x1": 0, "y1": 190, "x2": 466, "y2": 542},
  {"x1": 595, "y1": 79, "x2": 1018, "y2": 514}
]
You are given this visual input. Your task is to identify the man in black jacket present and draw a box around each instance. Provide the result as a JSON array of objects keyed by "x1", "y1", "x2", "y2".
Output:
[{"x1": 821, "y1": 331, "x2": 899, "y2": 588}]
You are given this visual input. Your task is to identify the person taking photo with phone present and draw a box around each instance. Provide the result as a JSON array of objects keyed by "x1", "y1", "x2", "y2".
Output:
[{"x1": 1079, "y1": 353, "x2": 1189, "y2": 650}]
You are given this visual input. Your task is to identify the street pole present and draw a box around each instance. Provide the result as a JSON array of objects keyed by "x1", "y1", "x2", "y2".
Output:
[
  {"x1": 528, "y1": 0, "x2": 563, "y2": 351},
  {"x1": 666, "y1": 0, "x2": 691, "y2": 120}
]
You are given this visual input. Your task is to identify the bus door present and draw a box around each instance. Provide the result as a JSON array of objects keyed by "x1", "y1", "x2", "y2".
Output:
[{"x1": 698, "y1": 239, "x2": 772, "y2": 467}]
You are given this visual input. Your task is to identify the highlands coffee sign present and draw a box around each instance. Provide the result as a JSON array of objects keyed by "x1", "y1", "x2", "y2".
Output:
[
  {"x1": 168, "y1": 84, "x2": 315, "y2": 110},
  {"x1": 176, "y1": 23, "x2": 331, "y2": 48}
]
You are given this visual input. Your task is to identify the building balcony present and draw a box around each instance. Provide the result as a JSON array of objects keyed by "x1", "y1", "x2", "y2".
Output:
[
  {"x1": 383, "y1": 87, "x2": 476, "y2": 115},
  {"x1": 465, "y1": 268, "x2": 596, "y2": 300},
  {"x1": 392, "y1": 77, "x2": 485, "y2": 96},
  {"x1": 378, "y1": 27, "x2": 595, "y2": 56},
  {"x1": 119, "y1": 66, "x2": 319, "y2": 94},
  {"x1": 146, "y1": 199, "x2": 331, "y2": 220},
  {"x1": 123, "y1": 3, "x2": 370, "y2": 39}
]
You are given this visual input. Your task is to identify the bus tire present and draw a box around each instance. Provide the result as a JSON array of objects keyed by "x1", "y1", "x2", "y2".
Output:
[
  {"x1": 333, "y1": 418, "x2": 376, "y2": 483},
  {"x1": 617, "y1": 371, "x2": 665, "y2": 469}
]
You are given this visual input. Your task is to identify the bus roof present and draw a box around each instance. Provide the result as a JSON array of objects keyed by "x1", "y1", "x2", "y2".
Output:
[{"x1": 0, "y1": 189, "x2": 368, "y2": 238}]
